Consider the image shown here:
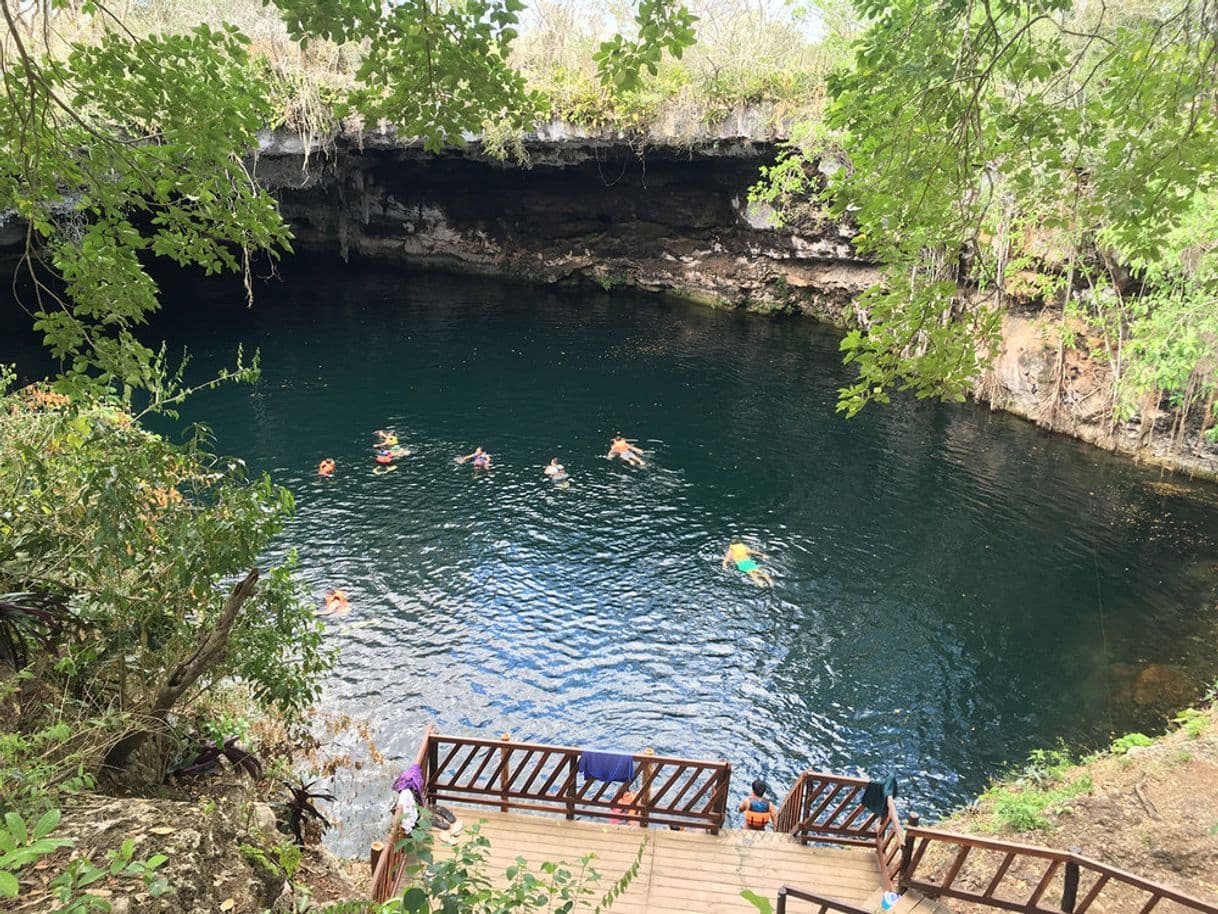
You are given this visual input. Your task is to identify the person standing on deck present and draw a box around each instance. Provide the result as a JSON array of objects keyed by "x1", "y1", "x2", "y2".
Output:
[{"x1": 739, "y1": 779, "x2": 778, "y2": 830}]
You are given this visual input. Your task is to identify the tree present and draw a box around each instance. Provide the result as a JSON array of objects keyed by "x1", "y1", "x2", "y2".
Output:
[
  {"x1": 0, "y1": 376, "x2": 330, "y2": 783},
  {"x1": 1, "y1": 0, "x2": 696, "y2": 401},
  {"x1": 754, "y1": 0, "x2": 1218, "y2": 435}
]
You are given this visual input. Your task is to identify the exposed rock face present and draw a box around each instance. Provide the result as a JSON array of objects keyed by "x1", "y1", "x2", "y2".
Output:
[
  {"x1": 983, "y1": 312, "x2": 1218, "y2": 477},
  {"x1": 254, "y1": 129, "x2": 1218, "y2": 477},
  {"x1": 255, "y1": 130, "x2": 879, "y2": 323}
]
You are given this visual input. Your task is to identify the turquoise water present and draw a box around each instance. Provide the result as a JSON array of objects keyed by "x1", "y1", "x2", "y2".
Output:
[{"x1": 7, "y1": 262, "x2": 1218, "y2": 851}]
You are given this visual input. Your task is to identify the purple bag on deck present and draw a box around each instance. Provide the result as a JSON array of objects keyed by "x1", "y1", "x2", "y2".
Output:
[{"x1": 393, "y1": 763, "x2": 425, "y2": 803}]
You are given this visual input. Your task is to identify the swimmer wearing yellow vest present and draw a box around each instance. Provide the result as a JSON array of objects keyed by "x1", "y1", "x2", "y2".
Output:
[
  {"x1": 375, "y1": 429, "x2": 399, "y2": 448},
  {"x1": 723, "y1": 542, "x2": 774, "y2": 588}
]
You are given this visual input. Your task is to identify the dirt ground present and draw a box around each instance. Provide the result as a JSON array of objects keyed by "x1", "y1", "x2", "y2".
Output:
[{"x1": 915, "y1": 703, "x2": 1218, "y2": 914}]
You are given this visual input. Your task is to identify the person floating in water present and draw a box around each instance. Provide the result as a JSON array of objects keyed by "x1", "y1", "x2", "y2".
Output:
[
  {"x1": 739, "y1": 779, "x2": 778, "y2": 831},
  {"x1": 544, "y1": 458, "x2": 568, "y2": 481},
  {"x1": 318, "y1": 458, "x2": 336, "y2": 477},
  {"x1": 319, "y1": 589, "x2": 350, "y2": 616},
  {"x1": 723, "y1": 542, "x2": 774, "y2": 587},
  {"x1": 373, "y1": 449, "x2": 400, "y2": 474},
  {"x1": 607, "y1": 435, "x2": 646, "y2": 468},
  {"x1": 457, "y1": 447, "x2": 492, "y2": 470},
  {"x1": 375, "y1": 429, "x2": 399, "y2": 448}
]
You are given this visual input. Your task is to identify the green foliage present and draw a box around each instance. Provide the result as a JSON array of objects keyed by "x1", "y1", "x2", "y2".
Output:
[
  {"x1": 373, "y1": 815, "x2": 646, "y2": 913},
  {"x1": 978, "y1": 748, "x2": 1092, "y2": 832},
  {"x1": 753, "y1": 0, "x2": 1218, "y2": 429},
  {"x1": 1110, "y1": 732, "x2": 1154, "y2": 755},
  {"x1": 1173, "y1": 707, "x2": 1210, "y2": 740},
  {"x1": 0, "y1": 701, "x2": 99, "y2": 815},
  {"x1": 0, "y1": 808, "x2": 73, "y2": 899},
  {"x1": 45, "y1": 836, "x2": 170, "y2": 914},
  {"x1": 0, "y1": 383, "x2": 333, "y2": 787},
  {"x1": 741, "y1": 888, "x2": 775, "y2": 913},
  {"x1": 1, "y1": 10, "x2": 292, "y2": 396},
  {"x1": 593, "y1": 0, "x2": 698, "y2": 94}
]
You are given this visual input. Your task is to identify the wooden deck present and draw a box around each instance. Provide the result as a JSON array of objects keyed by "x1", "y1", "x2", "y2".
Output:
[{"x1": 432, "y1": 809, "x2": 885, "y2": 913}]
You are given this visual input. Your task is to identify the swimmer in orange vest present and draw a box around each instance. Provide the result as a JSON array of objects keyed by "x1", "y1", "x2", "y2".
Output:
[{"x1": 739, "y1": 779, "x2": 778, "y2": 830}]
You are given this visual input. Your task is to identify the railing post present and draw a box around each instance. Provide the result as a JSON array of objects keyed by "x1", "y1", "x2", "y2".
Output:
[
  {"x1": 566, "y1": 752, "x2": 578, "y2": 820},
  {"x1": 711, "y1": 761, "x2": 731, "y2": 836},
  {"x1": 499, "y1": 732, "x2": 512, "y2": 813},
  {"x1": 899, "y1": 812, "x2": 920, "y2": 887},
  {"x1": 639, "y1": 747, "x2": 654, "y2": 829},
  {"x1": 777, "y1": 887, "x2": 788, "y2": 914},
  {"x1": 1062, "y1": 847, "x2": 1082, "y2": 913},
  {"x1": 426, "y1": 736, "x2": 439, "y2": 805}
]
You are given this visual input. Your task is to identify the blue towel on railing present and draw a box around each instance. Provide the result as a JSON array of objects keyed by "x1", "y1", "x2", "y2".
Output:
[
  {"x1": 862, "y1": 773, "x2": 898, "y2": 816},
  {"x1": 579, "y1": 751, "x2": 635, "y2": 783}
]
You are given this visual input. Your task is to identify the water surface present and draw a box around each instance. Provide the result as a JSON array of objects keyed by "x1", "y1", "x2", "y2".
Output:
[{"x1": 8, "y1": 262, "x2": 1218, "y2": 852}]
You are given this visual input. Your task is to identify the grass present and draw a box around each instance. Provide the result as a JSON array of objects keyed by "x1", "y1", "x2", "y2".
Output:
[
  {"x1": 113, "y1": 0, "x2": 848, "y2": 142},
  {"x1": 974, "y1": 749, "x2": 1094, "y2": 833}
]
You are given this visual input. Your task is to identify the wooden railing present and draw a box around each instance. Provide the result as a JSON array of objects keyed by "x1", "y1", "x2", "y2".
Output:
[
  {"x1": 369, "y1": 724, "x2": 435, "y2": 903},
  {"x1": 775, "y1": 772, "x2": 882, "y2": 848},
  {"x1": 900, "y1": 819, "x2": 1218, "y2": 914},
  {"x1": 424, "y1": 732, "x2": 733, "y2": 834},
  {"x1": 775, "y1": 886, "x2": 873, "y2": 914},
  {"x1": 875, "y1": 796, "x2": 905, "y2": 891}
]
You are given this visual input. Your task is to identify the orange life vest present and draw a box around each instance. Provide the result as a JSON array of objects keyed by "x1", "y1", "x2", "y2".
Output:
[{"x1": 744, "y1": 800, "x2": 772, "y2": 830}]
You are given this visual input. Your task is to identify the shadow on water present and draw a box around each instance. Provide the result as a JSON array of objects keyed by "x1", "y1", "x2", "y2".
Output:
[{"x1": 6, "y1": 259, "x2": 1218, "y2": 853}]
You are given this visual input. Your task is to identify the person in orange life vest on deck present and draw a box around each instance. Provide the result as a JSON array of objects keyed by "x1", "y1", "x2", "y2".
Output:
[{"x1": 739, "y1": 779, "x2": 778, "y2": 830}]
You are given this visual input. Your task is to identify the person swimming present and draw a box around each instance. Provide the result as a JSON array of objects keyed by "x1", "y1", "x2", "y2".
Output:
[
  {"x1": 375, "y1": 429, "x2": 399, "y2": 447},
  {"x1": 607, "y1": 435, "x2": 646, "y2": 468},
  {"x1": 319, "y1": 589, "x2": 350, "y2": 616},
  {"x1": 544, "y1": 458, "x2": 568, "y2": 482},
  {"x1": 723, "y1": 542, "x2": 775, "y2": 587},
  {"x1": 318, "y1": 458, "x2": 336, "y2": 477},
  {"x1": 457, "y1": 447, "x2": 492, "y2": 470}
]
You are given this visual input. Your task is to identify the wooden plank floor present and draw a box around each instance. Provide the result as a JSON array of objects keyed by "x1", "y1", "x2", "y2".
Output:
[{"x1": 432, "y1": 808, "x2": 885, "y2": 914}]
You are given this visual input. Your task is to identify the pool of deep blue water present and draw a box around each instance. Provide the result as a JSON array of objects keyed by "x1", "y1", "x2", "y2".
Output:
[{"x1": 6, "y1": 261, "x2": 1218, "y2": 853}]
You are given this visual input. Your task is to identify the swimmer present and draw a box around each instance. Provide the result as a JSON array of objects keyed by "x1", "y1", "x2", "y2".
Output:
[
  {"x1": 722, "y1": 542, "x2": 774, "y2": 588},
  {"x1": 319, "y1": 589, "x2": 351, "y2": 616},
  {"x1": 375, "y1": 429, "x2": 399, "y2": 448},
  {"x1": 374, "y1": 449, "x2": 395, "y2": 465},
  {"x1": 457, "y1": 447, "x2": 492, "y2": 470},
  {"x1": 318, "y1": 458, "x2": 336, "y2": 477},
  {"x1": 544, "y1": 458, "x2": 568, "y2": 481},
  {"x1": 607, "y1": 435, "x2": 646, "y2": 468}
]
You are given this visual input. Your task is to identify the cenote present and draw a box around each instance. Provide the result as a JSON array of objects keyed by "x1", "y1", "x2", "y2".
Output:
[{"x1": 9, "y1": 261, "x2": 1218, "y2": 852}]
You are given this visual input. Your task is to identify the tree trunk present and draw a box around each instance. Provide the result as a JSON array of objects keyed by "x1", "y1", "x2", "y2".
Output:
[{"x1": 102, "y1": 569, "x2": 259, "y2": 772}]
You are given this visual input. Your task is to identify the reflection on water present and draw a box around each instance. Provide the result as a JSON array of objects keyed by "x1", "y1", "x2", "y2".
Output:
[{"x1": 8, "y1": 262, "x2": 1217, "y2": 853}]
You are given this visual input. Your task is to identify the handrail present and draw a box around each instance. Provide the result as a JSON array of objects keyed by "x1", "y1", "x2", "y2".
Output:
[
  {"x1": 874, "y1": 796, "x2": 904, "y2": 891},
  {"x1": 901, "y1": 821, "x2": 1218, "y2": 914},
  {"x1": 774, "y1": 771, "x2": 883, "y2": 848},
  {"x1": 776, "y1": 886, "x2": 872, "y2": 914},
  {"x1": 423, "y1": 732, "x2": 733, "y2": 834},
  {"x1": 370, "y1": 724, "x2": 435, "y2": 903}
]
